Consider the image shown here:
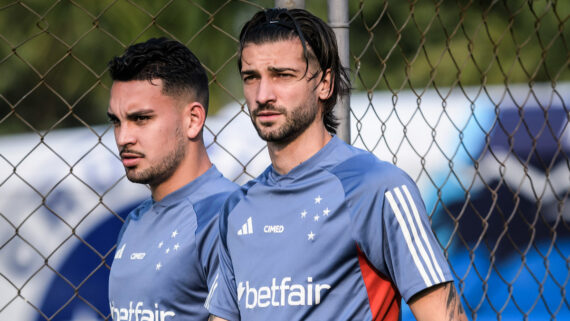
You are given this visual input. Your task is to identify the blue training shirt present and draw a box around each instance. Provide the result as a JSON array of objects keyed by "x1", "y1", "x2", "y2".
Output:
[
  {"x1": 206, "y1": 136, "x2": 453, "y2": 320},
  {"x1": 109, "y1": 165, "x2": 238, "y2": 321}
]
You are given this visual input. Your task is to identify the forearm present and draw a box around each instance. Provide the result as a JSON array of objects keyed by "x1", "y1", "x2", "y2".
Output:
[{"x1": 208, "y1": 315, "x2": 229, "y2": 321}]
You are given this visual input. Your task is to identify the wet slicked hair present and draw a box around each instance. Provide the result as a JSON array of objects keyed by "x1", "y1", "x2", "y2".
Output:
[
  {"x1": 108, "y1": 37, "x2": 209, "y2": 114},
  {"x1": 238, "y1": 8, "x2": 351, "y2": 134}
]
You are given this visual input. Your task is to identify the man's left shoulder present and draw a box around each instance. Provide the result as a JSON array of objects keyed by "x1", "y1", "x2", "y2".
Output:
[
  {"x1": 192, "y1": 176, "x2": 238, "y2": 223},
  {"x1": 205, "y1": 171, "x2": 239, "y2": 194},
  {"x1": 330, "y1": 148, "x2": 409, "y2": 185}
]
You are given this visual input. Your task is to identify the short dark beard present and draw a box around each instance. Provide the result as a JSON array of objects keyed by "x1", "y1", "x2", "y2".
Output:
[
  {"x1": 125, "y1": 127, "x2": 186, "y2": 186},
  {"x1": 252, "y1": 101, "x2": 319, "y2": 146}
]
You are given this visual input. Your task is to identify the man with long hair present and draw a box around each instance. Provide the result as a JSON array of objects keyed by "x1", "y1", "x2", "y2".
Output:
[{"x1": 207, "y1": 9, "x2": 467, "y2": 321}]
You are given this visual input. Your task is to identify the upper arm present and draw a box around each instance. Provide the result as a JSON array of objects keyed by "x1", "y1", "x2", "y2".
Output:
[
  {"x1": 354, "y1": 167, "x2": 452, "y2": 300},
  {"x1": 408, "y1": 282, "x2": 468, "y2": 321},
  {"x1": 197, "y1": 215, "x2": 221, "y2": 288},
  {"x1": 208, "y1": 315, "x2": 229, "y2": 321},
  {"x1": 333, "y1": 155, "x2": 454, "y2": 301}
]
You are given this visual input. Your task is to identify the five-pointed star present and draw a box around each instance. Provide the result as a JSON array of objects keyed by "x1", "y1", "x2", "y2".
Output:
[
  {"x1": 165, "y1": 248, "x2": 170, "y2": 254},
  {"x1": 171, "y1": 230, "x2": 178, "y2": 238},
  {"x1": 301, "y1": 210, "x2": 307, "y2": 218},
  {"x1": 308, "y1": 231, "x2": 315, "y2": 240},
  {"x1": 323, "y1": 208, "x2": 330, "y2": 216},
  {"x1": 156, "y1": 262, "x2": 162, "y2": 271},
  {"x1": 314, "y1": 195, "x2": 322, "y2": 204},
  {"x1": 173, "y1": 243, "x2": 180, "y2": 251},
  {"x1": 314, "y1": 215, "x2": 320, "y2": 222},
  {"x1": 158, "y1": 241, "x2": 164, "y2": 248}
]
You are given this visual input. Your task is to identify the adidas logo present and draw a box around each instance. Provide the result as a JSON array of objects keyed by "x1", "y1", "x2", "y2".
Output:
[
  {"x1": 114, "y1": 243, "x2": 126, "y2": 259},
  {"x1": 237, "y1": 217, "x2": 253, "y2": 236}
]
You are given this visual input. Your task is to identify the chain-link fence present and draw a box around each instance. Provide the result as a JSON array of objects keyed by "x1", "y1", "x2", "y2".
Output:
[{"x1": 1, "y1": 0, "x2": 568, "y2": 320}]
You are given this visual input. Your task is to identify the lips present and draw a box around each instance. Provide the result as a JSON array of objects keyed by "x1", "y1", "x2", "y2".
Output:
[
  {"x1": 120, "y1": 150, "x2": 144, "y2": 168},
  {"x1": 255, "y1": 109, "x2": 282, "y2": 122}
]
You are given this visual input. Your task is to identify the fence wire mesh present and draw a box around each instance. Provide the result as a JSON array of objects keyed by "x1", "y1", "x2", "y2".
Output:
[{"x1": 0, "y1": 0, "x2": 568, "y2": 320}]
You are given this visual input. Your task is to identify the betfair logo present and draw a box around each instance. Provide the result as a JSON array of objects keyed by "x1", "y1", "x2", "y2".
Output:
[
  {"x1": 109, "y1": 301, "x2": 175, "y2": 321},
  {"x1": 237, "y1": 217, "x2": 253, "y2": 236},
  {"x1": 237, "y1": 277, "x2": 331, "y2": 309}
]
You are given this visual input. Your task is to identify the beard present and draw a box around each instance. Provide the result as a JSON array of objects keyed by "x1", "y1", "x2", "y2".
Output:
[
  {"x1": 124, "y1": 127, "x2": 187, "y2": 186},
  {"x1": 251, "y1": 100, "x2": 319, "y2": 145}
]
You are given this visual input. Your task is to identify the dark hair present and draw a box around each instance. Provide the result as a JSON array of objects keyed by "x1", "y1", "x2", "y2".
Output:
[
  {"x1": 238, "y1": 8, "x2": 351, "y2": 133},
  {"x1": 108, "y1": 37, "x2": 209, "y2": 114}
]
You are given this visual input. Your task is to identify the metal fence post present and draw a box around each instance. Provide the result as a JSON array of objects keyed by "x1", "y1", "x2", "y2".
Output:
[{"x1": 327, "y1": 0, "x2": 350, "y2": 143}]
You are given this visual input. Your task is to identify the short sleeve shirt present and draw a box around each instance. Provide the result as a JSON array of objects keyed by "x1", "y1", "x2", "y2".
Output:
[
  {"x1": 206, "y1": 137, "x2": 452, "y2": 320},
  {"x1": 109, "y1": 165, "x2": 238, "y2": 320}
]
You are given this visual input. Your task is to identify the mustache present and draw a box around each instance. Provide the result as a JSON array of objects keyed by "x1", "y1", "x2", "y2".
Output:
[
  {"x1": 253, "y1": 103, "x2": 285, "y2": 116},
  {"x1": 119, "y1": 147, "x2": 145, "y2": 158}
]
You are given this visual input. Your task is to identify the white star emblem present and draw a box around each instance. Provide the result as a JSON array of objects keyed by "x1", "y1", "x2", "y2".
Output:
[
  {"x1": 171, "y1": 230, "x2": 178, "y2": 238},
  {"x1": 173, "y1": 243, "x2": 180, "y2": 251},
  {"x1": 301, "y1": 210, "x2": 307, "y2": 218},
  {"x1": 323, "y1": 208, "x2": 330, "y2": 216},
  {"x1": 314, "y1": 195, "x2": 322, "y2": 204},
  {"x1": 308, "y1": 231, "x2": 315, "y2": 240},
  {"x1": 165, "y1": 248, "x2": 170, "y2": 254},
  {"x1": 156, "y1": 262, "x2": 162, "y2": 270},
  {"x1": 314, "y1": 215, "x2": 320, "y2": 222},
  {"x1": 158, "y1": 241, "x2": 164, "y2": 248}
]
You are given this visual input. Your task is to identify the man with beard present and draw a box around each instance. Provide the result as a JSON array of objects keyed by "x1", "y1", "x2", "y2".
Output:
[
  {"x1": 206, "y1": 8, "x2": 468, "y2": 321},
  {"x1": 107, "y1": 37, "x2": 237, "y2": 320}
]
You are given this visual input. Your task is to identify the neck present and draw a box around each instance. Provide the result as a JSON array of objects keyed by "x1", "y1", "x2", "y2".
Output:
[
  {"x1": 150, "y1": 143, "x2": 212, "y2": 201},
  {"x1": 268, "y1": 122, "x2": 332, "y2": 175}
]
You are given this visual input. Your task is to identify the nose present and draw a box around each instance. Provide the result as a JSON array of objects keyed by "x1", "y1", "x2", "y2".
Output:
[
  {"x1": 115, "y1": 123, "x2": 136, "y2": 148},
  {"x1": 255, "y1": 77, "x2": 276, "y2": 106}
]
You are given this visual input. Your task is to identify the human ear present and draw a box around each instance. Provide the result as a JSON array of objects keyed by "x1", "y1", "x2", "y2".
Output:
[
  {"x1": 317, "y1": 69, "x2": 333, "y2": 101},
  {"x1": 184, "y1": 102, "x2": 206, "y2": 140}
]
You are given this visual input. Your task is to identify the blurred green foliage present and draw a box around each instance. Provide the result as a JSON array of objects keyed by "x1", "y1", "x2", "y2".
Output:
[
  {"x1": 349, "y1": 0, "x2": 569, "y2": 93},
  {"x1": 0, "y1": 0, "x2": 568, "y2": 135}
]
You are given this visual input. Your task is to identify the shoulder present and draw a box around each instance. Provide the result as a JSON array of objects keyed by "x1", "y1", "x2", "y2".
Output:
[
  {"x1": 328, "y1": 147, "x2": 414, "y2": 194},
  {"x1": 212, "y1": 174, "x2": 240, "y2": 194},
  {"x1": 192, "y1": 180, "x2": 239, "y2": 231},
  {"x1": 191, "y1": 168, "x2": 238, "y2": 209},
  {"x1": 198, "y1": 168, "x2": 239, "y2": 197}
]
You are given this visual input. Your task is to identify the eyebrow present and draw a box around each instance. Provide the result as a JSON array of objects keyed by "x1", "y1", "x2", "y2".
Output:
[
  {"x1": 126, "y1": 109, "x2": 154, "y2": 118},
  {"x1": 268, "y1": 66, "x2": 298, "y2": 73},
  {"x1": 106, "y1": 109, "x2": 154, "y2": 120},
  {"x1": 241, "y1": 66, "x2": 299, "y2": 77},
  {"x1": 240, "y1": 69, "x2": 257, "y2": 77}
]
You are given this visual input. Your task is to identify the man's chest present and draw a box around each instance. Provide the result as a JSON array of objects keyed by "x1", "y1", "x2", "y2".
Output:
[
  {"x1": 109, "y1": 213, "x2": 201, "y2": 297},
  {"x1": 227, "y1": 180, "x2": 360, "y2": 278}
]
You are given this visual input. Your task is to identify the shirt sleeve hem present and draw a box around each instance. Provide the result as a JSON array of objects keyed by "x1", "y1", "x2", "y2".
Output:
[
  {"x1": 402, "y1": 272, "x2": 454, "y2": 303},
  {"x1": 207, "y1": 305, "x2": 240, "y2": 321}
]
